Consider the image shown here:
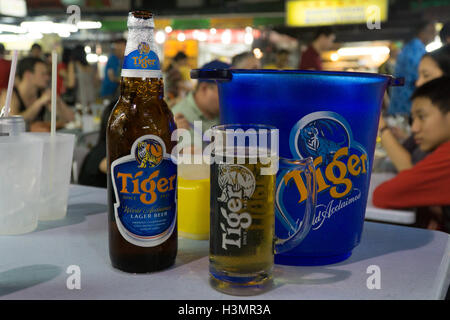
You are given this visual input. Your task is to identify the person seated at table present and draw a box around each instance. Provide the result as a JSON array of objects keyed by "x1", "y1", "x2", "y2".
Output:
[
  {"x1": 378, "y1": 45, "x2": 450, "y2": 172},
  {"x1": 0, "y1": 57, "x2": 74, "y2": 131},
  {"x1": 231, "y1": 51, "x2": 261, "y2": 69},
  {"x1": 172, "y1": 60, "x2": 230, "y2": 140},
  {"x1": 78, "y1": 101, "x2": 115, "y2": 188},
  {"x1": 373, "y1": 76, "x2": 450, "y2": 232}
]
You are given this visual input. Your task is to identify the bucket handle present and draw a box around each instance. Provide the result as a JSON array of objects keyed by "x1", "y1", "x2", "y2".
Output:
[{"x1": 190, "y1": 69, "x2": 232, "y2": 81}]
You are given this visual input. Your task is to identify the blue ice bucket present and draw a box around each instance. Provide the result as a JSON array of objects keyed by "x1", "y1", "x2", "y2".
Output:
[{"x1": 191, "y1": 69, "x2": 402, "y2": 266}]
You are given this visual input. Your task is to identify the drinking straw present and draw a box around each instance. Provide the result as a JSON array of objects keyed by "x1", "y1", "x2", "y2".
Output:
[
  {"x1": 49, "y1": 50, "x2": 57, "y2": 193},
  {"x1": 0, "y1": 50, "x2": 19, "y2": 117},
  {"x1": 50, "y1": 50, "x2": 57, "y2": 136}
]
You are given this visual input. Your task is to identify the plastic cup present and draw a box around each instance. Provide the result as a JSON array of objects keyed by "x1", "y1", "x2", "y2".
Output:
[
  {"x1": 0, "y1": 135, "x2": 43, "y2": 234},
  {"x1": 27, "y1": 133, "x2": 75, "y2": 221}
]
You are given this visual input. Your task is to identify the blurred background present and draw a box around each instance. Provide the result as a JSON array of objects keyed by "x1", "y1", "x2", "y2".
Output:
[{"x1": 0, "y1": 0, "x2": 447, "y2": 74}]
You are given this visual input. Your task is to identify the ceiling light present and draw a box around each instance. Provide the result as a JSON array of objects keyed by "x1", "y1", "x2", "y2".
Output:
[
  {"x1": 0, "y1": 24, "x2": 26, "y2": 33},
  {"x1": 86, "y1": 53, "x2": 98, "y2": 63},
  {"x1": 337, "y1": 46, "x2": 390, "y2": 56},
  {"x1": 76, "y1": 21, "x2": 101, "y2": 29},
  {"x1": 244, "y1": 33, "x2": 253, "y2": 45},
  {"x1": 426, "y1": 36, "x2": 442, "y2": 52},
  {"x1": 155, "y1": 30, "x2": 166, "y2": 44},
  {"x1": 221, "y1": 29, "x2": 231, "y2": 44},
  {"x1": 197, "y1": 31, "x2": 207, "y2": 42},
  {"x1": 253, "y1": 48, "x2": 263, "y2": 59},
  {"x1": 177, "y1": 32, "x2": 185, "y2": 42}
]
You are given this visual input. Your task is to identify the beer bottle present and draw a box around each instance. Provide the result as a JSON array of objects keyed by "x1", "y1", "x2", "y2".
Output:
[{"x1": 107, "y1": 11, "x2": 177, "y2": 273}]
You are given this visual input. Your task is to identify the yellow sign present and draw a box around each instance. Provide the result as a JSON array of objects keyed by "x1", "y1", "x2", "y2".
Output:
[{"x1": 287, "y1": 0, "x2": 388, "y2": 27}]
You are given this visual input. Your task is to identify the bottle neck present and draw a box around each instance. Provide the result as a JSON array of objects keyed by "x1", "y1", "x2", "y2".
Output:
[
  {"x1": 120, "y1": 77, "x2": 164, "y2": 100},
  {"x1": 121, "y1": 22, "x2": 162, "y2": 79}
]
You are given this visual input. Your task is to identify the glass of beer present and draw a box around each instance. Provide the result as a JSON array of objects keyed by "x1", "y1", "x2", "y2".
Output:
[{"x1": 208, "y1": 124, "x2": 317, "y2": 295}]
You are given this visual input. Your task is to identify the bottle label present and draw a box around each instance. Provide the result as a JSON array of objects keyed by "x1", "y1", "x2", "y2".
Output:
[
  {"x1": 121, "y1": 41, "x2": 162, "y2": 78},
  {"x1": 111, "y1": 135, "x2": 177, "y2": 247}
]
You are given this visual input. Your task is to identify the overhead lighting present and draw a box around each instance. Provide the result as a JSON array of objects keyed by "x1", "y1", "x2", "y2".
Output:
[
  {"x1": 0, "y1": 24, "x2": 26, "y2": 33},
  {"x1": 155, "y1": 30, "x2": 166, "y2": 44},
  {"x1": 331, "y1": 53, "x2": 339, "y2": 61},
  {"x1": 58, "y1": 30, "x2": 71, "y2": 38},
  {"x1": 21, "y1": 21, "x2": 54, "y2": 34},
  {"x1": 76, "y1": 21, "x2": 101, "y2": 29},
  {"x1": 165, "y1": 26, "x2": 172, "y2": 33},
  {"x1": 426, "y1": 36, "x2": 442, "y2": 52},
  {"x1": 221, "y1": 29, "x2": 231, "y2": 45},
  {"x1": 86, "y1": 53, "x2": 99, "y2": 63},
  {"x1": 197, "y1": 31, "x2": 207, "y2": 42},
  {"x1": 337, "y1": 46, "x2": 390, "y2": 56},
  {"x1": 177, "y1": 32, "x2": 185, "y2": 42},
  {"x1": 244, "y1": 32, "x2": 253, "y2": 45},
  {"x1": 24, "y1": 32, "x2": 43, "y2": 40},
  {"x1": 98, "y1": 55, "x2": 108, "y2": 63},
  {"x1": 20, "y1": 21, "x2": 77, "y2": 35},
  {"x1": 253, "y1": 48, "x2": 263, "y2": 59}
]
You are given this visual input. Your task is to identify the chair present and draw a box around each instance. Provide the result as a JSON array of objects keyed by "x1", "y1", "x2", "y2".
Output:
[{"x1": 71, "y1": 131, "x2": 100, "y2": 183}]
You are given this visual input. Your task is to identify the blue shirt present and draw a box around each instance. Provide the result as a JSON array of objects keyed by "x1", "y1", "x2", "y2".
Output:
[
  {"x1": 100, "y1": 54, "x2": 121, "y2": 97},
  {"x1": 388, "y1": 38, "x2": 426, "y2": 116}
]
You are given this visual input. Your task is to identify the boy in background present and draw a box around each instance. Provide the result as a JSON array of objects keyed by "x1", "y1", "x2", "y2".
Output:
[{"x1": 373, "y1": 76, "x2": 450, "y2": 232}]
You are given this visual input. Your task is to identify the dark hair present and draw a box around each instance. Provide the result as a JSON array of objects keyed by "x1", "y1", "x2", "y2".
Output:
[
  {"x1": 173, "y1": 51, "x2": 187, "y2": 62},
  {"x1": 62, "y1": 47, "x2": 72, "y2": 65},
  {"x1": 411, "y1": 76, "x2": 450, "y2": 113},
  {"x1": 31, "y1": 43, "x2": 42, "y2": 51},
  {"x1": 313, "y1": 26, "x2": 335, "y2": 40},
  {"x1": 16, "y1": 57, "x2": 46, "y2": 79},
  {"x1": 423, "y1": 44, "x2": 450, "y2": 76},
  {"x1": 277, "y1": 49, "x2": 290, "y2": 55},
  {"x1": 113, "y1": 38, "x2": 126, "y2": 44},
  {"x1": 0, "y1": 43, "x2": 5, "y2": 55},
  {"x1": 439, "y1": 22, "x2": 450, "y2": 43},
  {"x1": 71, "y1": 45, "x2": 88, "y2": 66},
  {"x1": 414, "y1": 20, "x2": 434, "y2": 36},
  {"x1": 231, "y1": 51, "x2": 254, "y2": 67}
]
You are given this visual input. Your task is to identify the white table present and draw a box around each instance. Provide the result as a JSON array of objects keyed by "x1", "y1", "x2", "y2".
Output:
[
  {"x1": 365, "y1": 173, "x2": 416, "y2": 225},
  {"x1": 0, "y1": 185, "x2": 448, "y2": 300}
]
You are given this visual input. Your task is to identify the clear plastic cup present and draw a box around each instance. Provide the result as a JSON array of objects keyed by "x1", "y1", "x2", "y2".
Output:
[
  {"x1": 27, "y1": 133, "x2": 75, "y2": 221},
  {"x1": 0, "y1": 134, "x2": 43, "y2": 234}
]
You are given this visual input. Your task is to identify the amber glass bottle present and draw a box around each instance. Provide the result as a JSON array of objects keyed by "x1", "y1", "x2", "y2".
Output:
[{"x1": 107, "y1": 11, "x2": 177, "y2": 273}]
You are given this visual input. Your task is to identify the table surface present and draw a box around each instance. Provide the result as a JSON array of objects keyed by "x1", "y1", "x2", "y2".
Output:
[
  {"x1": 0, "y1": 185, "x2": 448, "y2": 300},
  {"x1": 365, "y1": 172, "x2": 416, "y2": 225}
]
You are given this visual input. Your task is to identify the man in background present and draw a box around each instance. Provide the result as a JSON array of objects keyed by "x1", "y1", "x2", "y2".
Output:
[
  {"x1": 231, "y1": 51, "x2": 261, "y2": 69},
  {"x1": 298, "y1": 27, "x2": 335, "y2": 70},
  {"x1": 100, "y1": 38, "x2": 126, "y2": 101},
  {"x1": 388, "y1": 21, "x2": 436, "y2": 116},
  {"x1": 29, "y1": 43, "x2": 43, "y2": 59},
  {"x1": 172, "y1": 60, "x2": 230, "y2": 139},
  {"x1": 265, "y1": 49, "x2": 291, "y2": 69}
]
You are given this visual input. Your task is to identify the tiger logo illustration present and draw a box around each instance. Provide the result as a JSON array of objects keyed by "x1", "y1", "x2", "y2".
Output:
[
  {"x1": 138, "y1": 42, "x2": 150, "y2": 55},
  {"x1": 217, "y1": 165, "x2": 256, "y2": 203},
  {"x1": 136, "y1": 139, "x2": 163, "y2": 168}
]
